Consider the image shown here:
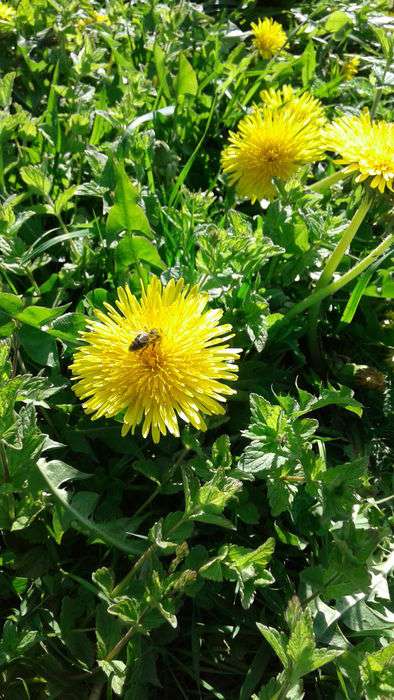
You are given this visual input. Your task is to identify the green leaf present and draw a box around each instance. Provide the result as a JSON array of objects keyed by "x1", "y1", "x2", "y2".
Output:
[
  {"x1": 54, "y1": 185, "x2": 77, "y2": 216},
  {"x1": 106, "y1": 163, "x2": 152, "y2": 237},
  {"x1": 108, "y1": 598, "x2": 140, "y2": 624},
  {"x1": 92, "y1": 567, "x2": 115, "y2": 597},
  {"x1": 0, "y1": 72, "x2": 16, "y2": 109},
  {"x1": 340, "y1": 270, "x2": 374, "y2": 324},
  {"x1": 360, "y1": 641, "x2": 394, "y2": 699},
  {"x1": 301, "y1": 41, "x2": 316, "y2": 87},
  {"x1": 46, "y1": 312, "x2": 86, "y2": 344},
  {"x1": 153, "y1": 44, "x2": 171, "y2": 99},
  {"x1": 115, "y1": 235, "x2": 165, "y2": 271},
  {"x1": 325, "y1": 10, "x2": 352, "y2": 33},
  {"x1": 37, "y1": 459, "x2": 144, "y2": 555},
  {"x1": 176, "y1": 54, "x2": 198, "y2": 97},
  {"x1": 19, "y1": 326, "x2": 57, "y2": 367},
  {"x1": 286, "y1": 599, "x2": 343, "y2": 680},
  {"x1": 20, "y1": 165, "x2": 51, "y2": 197},
  {"x1": 16, "y1": 304, "x2": 69, "y2": 327},
  {"x1": 296, "y1": 384, "x2": 363, "y2": 418},
  {"x1": 256, "y1": 624, "x2": 288, "y2": 667},
  {"x1": 0, "y1": 293, "x2": 24, "y2": 316}
]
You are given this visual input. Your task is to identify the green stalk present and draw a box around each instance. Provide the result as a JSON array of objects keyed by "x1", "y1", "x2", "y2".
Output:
[
  {"x1": 317, "y1": 194, "x2": 373, "y2": 289},
  {"x1": 309, "y1": 167, "x2": 350, "y2": 193},
  {"x1": 307, "y1": 193, "x2": 373, "y2": 368},
  {"x1": 278, "y1": 234, "x2": 393, "y2": 325}
]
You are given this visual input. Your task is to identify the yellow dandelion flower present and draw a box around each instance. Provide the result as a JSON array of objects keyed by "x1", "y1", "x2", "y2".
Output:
[
  {"x1": 342, "y1": 56, "x2": 360, "y2": 80},
  {"x1": 260, "y1": 85, "x2": 326, "y2": 128},
  {"x1": 221, "y1": 105, "x2": 324, "y2": 202},
  {"x1": 0, "y1": 2, "x2": 16, "y2": 28},
  {"x1": 324, "y1": 110, "x2": 394, "y2": 194},
  {"x1": 77, "y1": 11, "x2": 110, "y2": 30},
  {"x1": 251, "y1": 17, "x2": 287, "y2": 59},
  {"x1": 91, "y1": 11, "x2": 110, "y2": 24},
  {"x1": 71, "y1": 277, "x2": 240, "y2": 444}
]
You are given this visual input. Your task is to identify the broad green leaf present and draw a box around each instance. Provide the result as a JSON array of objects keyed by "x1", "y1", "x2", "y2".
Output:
[
  {"x1": 115, "y1": 235, "x2": 165, "y2": 271},
  {"x1": 106, "y1": 163, "x2": 152, "y2": 237},
  {"x1": 16, "y1": 304, "x2": 69, "y2": 327},
  {"x1": 20, "y1": 165, "x2": 51, "y2": 197},
  {"x1": 46, "y1": 312, "x2": 86, "y2": 343},
  {"x1": 0, "y1": 293, "x2": 24, "y2": 316},
  {"x1": 325, "y1": 10, "x2": 352, "y2": 33},
  {"x1": 176, "y1": 54, "x2": 198, "y2": 97},
  {"x1": 19, "y1": 326, "x2": 57, "y2": 367}
]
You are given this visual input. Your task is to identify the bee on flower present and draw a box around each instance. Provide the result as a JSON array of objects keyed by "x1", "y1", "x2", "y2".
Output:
[
  {"x1": 251, "y1": 17, "x2": 287, "y2": 59},
  {"x1": 71, "y1": 277, "x2": 240, "y2": 444},
  {"x1": 0, "y1": 2, "x2": 16, "y2": 30},
  {"x1": 342, "y1": 56, "x2": 360, "y2": 81},
  {"x1": 324, "y1": 110, "x2": 394, "y2": 194},
  {"x1": 221, "y1": 86, "x2": 326, "y2": 203}
]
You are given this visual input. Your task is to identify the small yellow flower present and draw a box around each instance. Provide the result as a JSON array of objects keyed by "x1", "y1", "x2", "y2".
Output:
[
  {"x1": 251, "y1": 17, "x2": 287, "y2": 59},
  {"x1": 0, "y1": 2, "x2": 16, "y2": 29},
  {"x1": 260, "y1": 85, "x2": 326, "y2": 128},
  {"x1": 221, "y1": 96, "x2": 324, "y2": 202},
  {"x1": 324, "y1": 110, "x2": 394, "y2": 194},
  {"x1": 77, "y1": 10, "x2": 110, "y2": 30},
  {"x1": 71, "y1": 277, "x2": 240, "y2": 444},
  {"x1": 342, "y1": 56, "x2": 360, "y2": 80},
  {"x1": 91, "y1": 11, "x2": 110, "y2": 24}
]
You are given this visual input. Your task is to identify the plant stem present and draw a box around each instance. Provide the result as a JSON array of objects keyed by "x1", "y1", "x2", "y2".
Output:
[
  {"x1": 277, "y1": 234, "x2": 393, "y2": 326},
  {"x1": 112, "y1": 544, "x2": 155, "y2": 598},
  {"x1": 317, "y1": 194, "x2": 373, "y2": 289},
  {"x1": 134, "y1": 447, "x2": 189, "y2": 517},
  {"x1": 307, "y1": 193, "x2": 373, "y2": 368},
  {"x1": 309, "y1": 167, "x2": 349, "y2": 193}
]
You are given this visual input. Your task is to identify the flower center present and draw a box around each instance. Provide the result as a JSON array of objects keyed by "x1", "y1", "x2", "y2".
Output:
[{"x1": 139, "y1": 343, "x2": 163, "y2": 370}]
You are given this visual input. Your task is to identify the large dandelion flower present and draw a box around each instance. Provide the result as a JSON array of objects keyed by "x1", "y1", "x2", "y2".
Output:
[
  {"x1": 260, "y1": 85, "x2": 326, "y2": 128},
  {"x1": 71, "y1": 277, "x2": 240, "y2": 443},
  {"x1": 221, "y1": 102, "x2": 324, "y2": 202},
  {"x1": 324, "y1": 110, "x2": 394, "y2": 193},
  {"x1": 251, "y1": 18, "x2": 287, "y2": 59}
]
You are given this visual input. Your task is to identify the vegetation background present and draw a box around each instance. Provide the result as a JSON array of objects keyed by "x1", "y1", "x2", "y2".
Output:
[{"x1": 0, "y1": 0, "x2": 393, "y2": 698}]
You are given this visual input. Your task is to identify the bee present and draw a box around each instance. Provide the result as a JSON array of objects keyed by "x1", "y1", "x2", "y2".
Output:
[{"x1": 129, "y1": 328, "x2": 161, "y2": 352}]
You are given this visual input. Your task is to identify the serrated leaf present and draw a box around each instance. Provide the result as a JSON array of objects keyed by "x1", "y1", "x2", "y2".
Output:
[
  {"x1": 256, "y1": 624, "x2": 288, "y2": 667},
  {"x1": 20, "y1": 165, "x2": 51, "y2": 197}
]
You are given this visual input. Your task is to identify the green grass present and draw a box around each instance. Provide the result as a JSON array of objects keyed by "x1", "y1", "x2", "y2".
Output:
[{"x1": 0, "y1": 0, "x2": 393, "y2": 698}]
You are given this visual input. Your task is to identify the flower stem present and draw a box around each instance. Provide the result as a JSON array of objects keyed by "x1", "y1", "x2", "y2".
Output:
[
  {"x1": 309, "y1": 167, "x2": 349, "y2": 193},
  {"x1": 277, "y1": 234, "x2": 393, "y2": 325},
  {"x1": 307, "y1": 193, "x2": 373, "y2": 368},
  {"x1": 317, "y1": 194, "x2": 373, "y2": 288}
]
